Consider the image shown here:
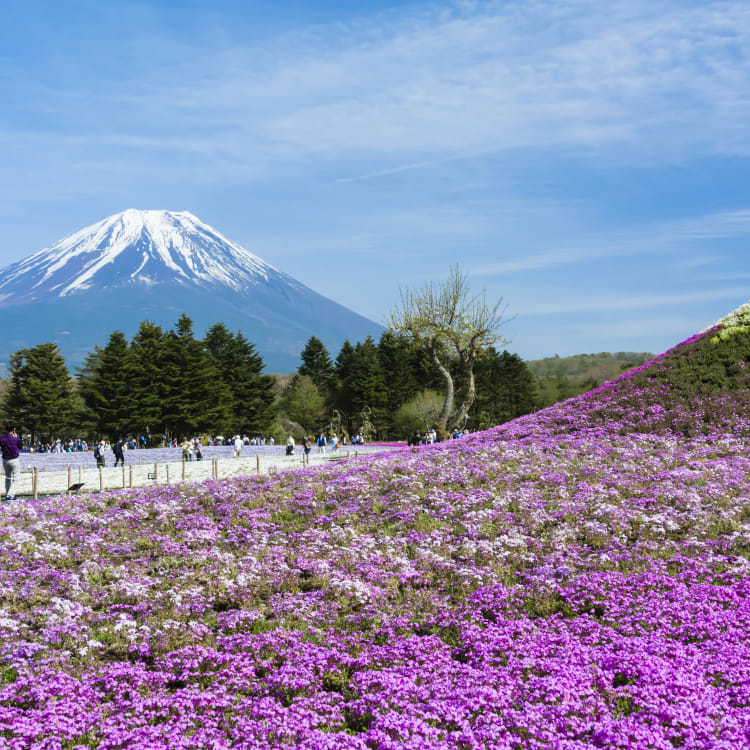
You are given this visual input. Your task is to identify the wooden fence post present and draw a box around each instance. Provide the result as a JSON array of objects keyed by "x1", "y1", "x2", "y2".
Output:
[
  {"x1": 67, "y1": 466, "x2": 72, "y2": 489},
  {"x1": 33, "y1": 468, "x2": 38, "y2": 500},
  {"x1": 166, "y1": 463, "x2": 170, "y2": 484},
  {"x1": 129, "y1": 465, "x2": 133, "y2": 488},
  {"x1": 99, "y1": 467, "x2": 103, "y2": 492},
  {"x1": 122, "y1": 465, "x2": 126, "y2": 488},
  {"x1": 257, "y1": 455, "x2": 261, "y2": 475},
  {"x1": 154, "y1": 463, "x2": 158, "y2": 482}
]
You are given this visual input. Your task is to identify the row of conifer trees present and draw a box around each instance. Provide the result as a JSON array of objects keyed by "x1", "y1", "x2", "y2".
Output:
[{"x1": 0, "y1": 313, "x2": 542, "y2": 443}]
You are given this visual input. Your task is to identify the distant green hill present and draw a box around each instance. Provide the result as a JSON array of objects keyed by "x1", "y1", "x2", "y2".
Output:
[
  {"x1": 527, "y1": 352, "x2": 654, "y2": 408},
  {"x1": 550, "y1": 325, "x2": 750, "y2": 438},
  {"x1": 527, "y1": 351, "x2": 653, "y2": 384}
]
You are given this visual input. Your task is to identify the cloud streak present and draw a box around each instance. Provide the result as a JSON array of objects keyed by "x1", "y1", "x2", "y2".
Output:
[
  {"x1": 516, "y1": 287, "x2": 749, "y2": 316},
  {"x1": 6, "y1": 0, "x2": 750, "y2": 184}
]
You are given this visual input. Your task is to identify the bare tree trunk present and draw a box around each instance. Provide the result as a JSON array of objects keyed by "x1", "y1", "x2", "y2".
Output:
[
  {"x1": 432, "y1": 346, "x2": 454, "y2": 436},
  {"x1": 450, "y1": 361, "x2": 476, "y2": 430}
]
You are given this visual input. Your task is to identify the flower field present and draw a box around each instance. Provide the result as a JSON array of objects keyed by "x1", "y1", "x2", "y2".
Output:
[{"x1": 2, "y1": 325, "x2": 750, "y2": 748}]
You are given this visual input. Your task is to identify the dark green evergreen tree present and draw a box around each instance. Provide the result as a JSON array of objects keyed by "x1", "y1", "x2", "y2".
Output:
[
  {"x1": 4, "y1": 343, "x2": 78, "y2": 443},
  {"x1": 341, "y1": 336, "x2": 388, "y2": 436},
  {"x1": 127, "y1": 321, "x2": 170, "y2": 437},
  {"x1": 161, "y1": 314, "x2": 232, "y2": 436},
  {"x1": 471, "y1": 348, "x2": 538, "y2": 429},
  {"x1": 76, "y1": 346, "x2": 103, "y2": 437},
  {"x1": 205, "y1": 322, "x2": 275, "y2": 434},
  {"x1": 377, "y1": 331, "x2": 425, "y2": 433},
  {"x1": 77, "y1": 331, "x2": 132, "y2": 439},
  {"x1": 332, "y1": 340, "x2": 356, "y2": 424},
  {"x1": 298, "y1": 336, "x2": 335, "y2": 393}
]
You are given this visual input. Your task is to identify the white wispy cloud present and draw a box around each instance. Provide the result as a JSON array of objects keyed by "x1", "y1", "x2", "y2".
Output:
[
  {"x1": 516, "y1": 287, "x2": 749, "y2": 316},
  {"x1": 561, "y1": 316, "x2": 712, "y2": 341},
  {"x1": 471, "y1": 243, "x2": 637, "y2": 275},
  {"x1": 671, "y1": 209, "x2": 750, "y2": 239},
  {"x1": 467, "y1": 201, "x2": 750, "y2": 278},
  {"x1": 5, "y1": 0, "x2": 750, "y2": 184}
]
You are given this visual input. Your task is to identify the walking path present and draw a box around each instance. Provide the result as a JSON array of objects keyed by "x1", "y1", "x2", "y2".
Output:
[{"x1": 3, "y1": 447, "x2": 390, "y2": 499}]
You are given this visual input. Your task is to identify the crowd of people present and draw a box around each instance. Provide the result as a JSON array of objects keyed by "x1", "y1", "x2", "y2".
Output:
[
  {"x1": 407, "y1": 428, "x2": 469, "y2": 446},
  {"x1": 0, "y1": 419, "x2": 470, "y2": 501},
  {"x1": 19, "y1": 435, "x2": 156, "y2": 453}
]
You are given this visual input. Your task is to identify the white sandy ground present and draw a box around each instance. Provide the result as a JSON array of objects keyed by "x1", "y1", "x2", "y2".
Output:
[{"x1": 1, "y1": 448, "x2": 387, "y2": 499}]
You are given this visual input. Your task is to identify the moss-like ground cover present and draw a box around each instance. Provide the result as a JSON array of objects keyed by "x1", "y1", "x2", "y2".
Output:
[{"x1": 1, "y1": 325, "x2": 750, "y2": 747}]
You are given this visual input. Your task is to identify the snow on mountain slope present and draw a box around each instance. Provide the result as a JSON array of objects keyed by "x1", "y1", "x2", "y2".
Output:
[
  {"x1": 0, "y1": 209, "x2": 384, "y2": 372},
  {"x1": 0, "y1": 209, "x2": 300, "y2": 304}
]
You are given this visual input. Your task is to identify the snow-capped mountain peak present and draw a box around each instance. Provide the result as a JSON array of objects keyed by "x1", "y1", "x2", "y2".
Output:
[{"x1": 0, "y1": 209, "x2": 289, "y2": 304}]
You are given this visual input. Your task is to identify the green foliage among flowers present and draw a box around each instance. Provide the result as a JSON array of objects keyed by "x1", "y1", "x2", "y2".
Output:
[{"x1": 0, "y1": 317, "x2": 750, "y2": 746}]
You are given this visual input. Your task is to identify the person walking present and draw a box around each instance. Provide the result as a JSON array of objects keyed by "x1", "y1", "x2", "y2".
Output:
[
  {"x1": 285, "y1": 434, "x2": 295, "y2": 456},
  {"x1": 94, "y1": 440, "x2": 106, "y2": 468},
  {"x1": 233, "y1": 435, "x2": 243, "y2": 458},
  {"x1": 113, "y1": 438, "x2": 125, "y2": 467},
  {"x1": 303, "y1": 436, "x2": 312, "y2": 463},
  {"x1": 0, "y1": 424, "x2": 22, "y2": 503}
]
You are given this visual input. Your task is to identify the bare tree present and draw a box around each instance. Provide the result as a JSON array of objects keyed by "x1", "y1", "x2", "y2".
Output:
[{"x1": 387, "y1": 264, "x2": 510, "y2": 436}]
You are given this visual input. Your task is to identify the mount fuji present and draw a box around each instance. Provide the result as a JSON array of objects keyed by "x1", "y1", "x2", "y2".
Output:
[{"x1": 0, "y1": 209, "x2": 383, "y2": 372}]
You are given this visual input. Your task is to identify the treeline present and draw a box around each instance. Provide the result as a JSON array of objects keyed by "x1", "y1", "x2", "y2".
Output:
[
  {"x1": 0, "y1": 313, "x2": 620, "y2": 443},
  {"x1": 278, "y1": 334, "x2": 539, "y2": 438},
  {"x1": 2, "y1": 315, "x2": 274, "y2": 443},
  {"x1": 529, "y1": 351, "x2": 654, "y2": 407}
]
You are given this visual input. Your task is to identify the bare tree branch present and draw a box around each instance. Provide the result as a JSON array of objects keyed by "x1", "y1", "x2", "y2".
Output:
[{"x1": 387, "y1": 264, "x2": 512, "y2": 435}]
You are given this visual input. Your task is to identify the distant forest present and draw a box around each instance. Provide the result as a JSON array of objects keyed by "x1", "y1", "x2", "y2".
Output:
[
  {"x1": 529, "y1": 351, "x2": 653, "y2": 406},
  {"x1": 0, "y1": 316, "x2": 654, "y2": 443}
]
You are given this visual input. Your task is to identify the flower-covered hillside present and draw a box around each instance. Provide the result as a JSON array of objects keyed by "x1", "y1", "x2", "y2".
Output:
[
  {"x1": 1, "y1": 325, "x2": 750, "y2": 748},
  {"x1": 494, "y1": 325, "x2": 750, "y2": 441}
]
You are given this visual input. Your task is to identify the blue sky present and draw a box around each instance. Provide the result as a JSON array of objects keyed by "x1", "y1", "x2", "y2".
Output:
[{"x1": 2, "y1": 0, "x2": 750, "y2": 360}]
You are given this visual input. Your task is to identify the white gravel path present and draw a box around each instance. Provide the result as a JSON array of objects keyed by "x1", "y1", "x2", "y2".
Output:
[{"x1": 2, "y1": 448, "x2": 386, "y2": 499}]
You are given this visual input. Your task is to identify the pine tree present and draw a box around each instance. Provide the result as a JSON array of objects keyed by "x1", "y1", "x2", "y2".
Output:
[
  {"x1": 472, "y1": 348, "x2": 538, "y2": 429},
  {"x1": 343, "y1": 336, "x2": 388, "y2": 436},
  {"x1": 377, "y1": 331, "x2": 424, "y2": 433},
  {"x1": 205, "y1": 322, "x2": 275, "y2": 435},
  {"x1": 332, "y1": 340, "x2": 356, "y2": 430},
  {"x1": 4, "y1": 343, "x2": 78, "y2": 443},
  {"x1": 161, "y1": 314, "x2": 232, "y2": 436},
  {"x1": 77, "y1": 331, "x2": 132, "y2": 439},
  {"x1": 298, "y1": 336, "x2": 334, "y2": 392},
  {"x1": 127, "y1": 321, "x2": 170, "y2": 437}
]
